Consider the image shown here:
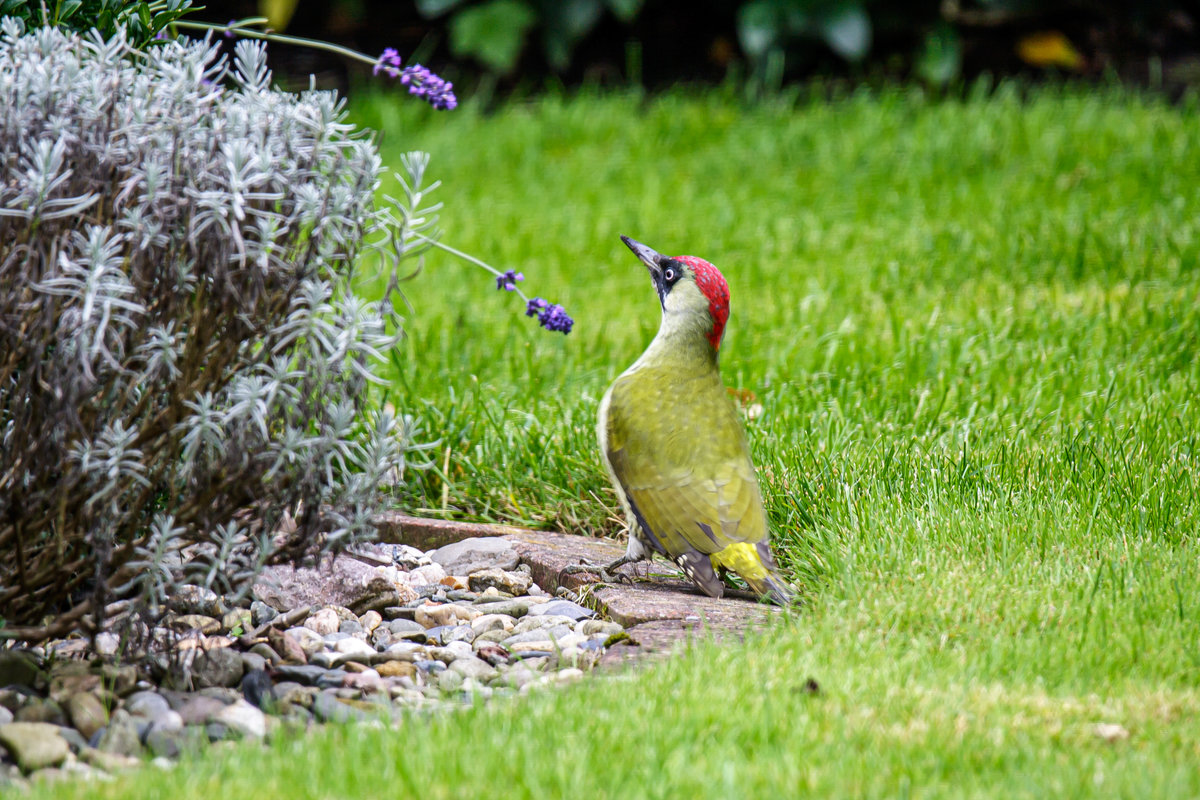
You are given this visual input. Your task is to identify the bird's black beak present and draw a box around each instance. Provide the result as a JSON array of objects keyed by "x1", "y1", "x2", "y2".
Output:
[{"x1": 620, "y1": 235, "x2": 664, "y2": 280}]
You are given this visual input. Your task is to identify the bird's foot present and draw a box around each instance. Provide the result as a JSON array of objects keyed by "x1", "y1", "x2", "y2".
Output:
[{"x1": 558, "y1": 556, "x2": 637, "y2": 586}]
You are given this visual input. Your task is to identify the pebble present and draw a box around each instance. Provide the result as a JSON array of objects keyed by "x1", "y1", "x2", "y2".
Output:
[
  {"x1": 285, "y1": 627, "x2": 326, "y2": 656},
  {"x1": 1, "y1": 537, "x2": 632, "y2": 784},
  {"x1": 190, "y1": 646, "x2": 244, "y2": 689},
  {"x1": 213, "y1": 700, "x2": 266, "y2": 739},
  {"x1": 0, "y1": 722, "x2": 70, "y2": 773},
  {"x1": 471, "y1": 614, "x2": 515, "y2": 635},
  {"x1": 250, "y1": 601, "x2": 279, "y2": 626},
  {"x1": 527, "y1": 600, "x2": 595, "y2": 621},
  {"x1": 386, "y1": 619, "x2": 428, "y2": 640},
  {"x1": 449, "y1": 657, "x2": 498, "y2": 682},
  {"x1": 170, "y1": 614, "x2": 221, "y2": 634},
  {"x1": 169, "y1": 585, "x2": 224, "y2": 617},
  {"x1": 415, "y1": 603, "x2": 480, "y2": 628},
  {"x1": 429, "y1": 537, "x2": 520, "y2": 575},
  {"x1": 265, "y1": 630, "x2": 305, "y2": 664},
  {"x1": 468, "y1": 568, "x2": 533, "y2": 596},
  {"x1": 303, "y1": 608, "x2": 340, "y2": 636},
  {"x1": 66, "y1": 693, "x2": 107, "y2": 740}
]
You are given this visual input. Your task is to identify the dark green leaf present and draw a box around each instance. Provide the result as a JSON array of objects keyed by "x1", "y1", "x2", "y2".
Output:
[
  {"x1": 605, "y1": 0, "x2": 642, "y2": 23},
  {"x1": 539, "y1": 0, "x2": 601, "y2": 70},
  {"x1": 59, "y1": 0, "x2": 84, "y2": 21},
  {"x1": 449, "y1": 0, "x2": 536, "y2": 74},
  {"x1": 737, "y1": 0, "x2": 783, "y2": 61},
  {"x1": 416, "y1": 0, "x2": 467, "y2": 18},
  {"x1": 916, "y1": 23, "x2": 962, "y2": 86}
]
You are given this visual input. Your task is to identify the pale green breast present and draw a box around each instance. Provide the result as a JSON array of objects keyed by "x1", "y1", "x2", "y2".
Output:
[{"x1": 600, "y1": 361, "x2": 768, "y2": 557}]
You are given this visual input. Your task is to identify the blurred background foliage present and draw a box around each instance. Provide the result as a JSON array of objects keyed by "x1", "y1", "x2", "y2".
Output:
[{"x1": 199, "y1": 0, "x2": 1199, "y2": 95}]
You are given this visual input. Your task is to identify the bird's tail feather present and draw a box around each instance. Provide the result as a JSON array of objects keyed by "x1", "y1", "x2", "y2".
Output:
[{"x1": 713, "y1": 541, "x2": 797, "y2": 607}]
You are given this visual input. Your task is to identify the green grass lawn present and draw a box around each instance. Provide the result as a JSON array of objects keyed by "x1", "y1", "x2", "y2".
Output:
[{"x1": 47, "y1": 84, "x2": 1200, "y2": 797}]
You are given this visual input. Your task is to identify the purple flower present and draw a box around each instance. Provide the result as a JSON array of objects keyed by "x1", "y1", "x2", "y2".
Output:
[
  {"x1": 495, "y1": 269, "x2": 524, "y2": 292},
  {"x1": 525, "y1": 298, "x2": 573, "y2": 334},
  {"x1": 374, "y1": 48, "x2": 403, "y2": 76},
  {"x1": 224, "y1": 20, "x2": 237, "y2": 39}
]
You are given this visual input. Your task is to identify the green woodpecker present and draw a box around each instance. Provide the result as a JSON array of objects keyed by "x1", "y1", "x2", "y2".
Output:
[{"x1": 591, "y1": 235, "x2": 795, "y2": 605}]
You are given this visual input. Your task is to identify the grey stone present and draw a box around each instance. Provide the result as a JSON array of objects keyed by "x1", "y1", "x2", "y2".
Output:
[
  {"x1": 14, "y1": 697, "x2": 64, "y2": 725},
  {"x1": 0, "y1": 707, "x2": 11, "y2": 725},
  {"x1": 428, "y1": 642, "x2": 473, "y2": 663},
  {"x1": 170, "y1": 614, "x2": 221, "y2": 634},
  {"x1": 503, "y1": 626, "x2": 573, "y2": 647},
  {"x1": 93, "y1": 632, "x2": 120, "y2": 658},
  {"x1": 96, "y1": 664, "x2": 138, "y2": 697},
  {"x1": 527, "y1": 599, "x2": 595, "y2": 621},
  {"x1": 473, "y1": 629, "x2": 510, "y2": 645},
  {"x1": 322, "y1": 632, "x2": 352, "y2": 645},
  {"x1": 383, "y1": 642, "x2": 429, "y2": 661},
  {"x1": 66, "y1": 693, "x2": 107, "y2": 740},
  {"x1": 468, "y1": 568, "x2": 533, "y2": 596},
  {"x1": 55, "y1": 726, "x2": 88, "y2": 753},
  {"x1": 168, "y1": 585, "x2": 224, "y2": 616},
  {"x1": 191, "y1": 647, "x2": 244, "y2": 689},
  {"x1": 304, "y1": 608, "x2": 340, "y2": 636},
  {"x1": 415, "y1": 660, "x2": 446, "y2": 675},
  {"x1": 339, "y1": 619, "x2": 364, "y2": 635},
  {"x1": 272, "y1": 665, "x2": 329, "y2": 686},
  {"x1": 429, "y1": 537, "x2": 519, "y2": 576},
  {"x1": 370, "y1": 628, "x2": 394, "y2": 649},
  {"x1": 250, "y1": 600, "x2": 278, "y2": 626},
  {"x1": 249, "y1": 642, "x2": 283, "y2": 666},
  {"x1": 177, "y1": 695, "x2": 227, "y2": 725},
  {"x1": 241, "y1": 651, "x2": 268, "y2": 673},
  {"x1": 332, "y1": 638, "x2": 375, "y2": 658},
  {"x1": 424, "y1": 625, "x2": 475, "y2": 646},
  {"x1": 97, "y1": 709, "x2": 142, "y2": 757},
  {"x1": 390, "y1": 544, "x2": 431, "y2": 569},
  {"x1": 242, "y1": 670, "x2": 275, "y2": 710},
  {"x1": 470, "y1": 599, "x2": 530, "y2": 617},
  {"x1": 315, "y1": 670, "x2": 350, "y2": 689},
  {"x1": 312, "y1": 692, "x2": 366, "y2": 724},
  {"x1": 576, "y1": 619, "x2": 625, "y2": 637},
  {"x1": 449, "y1": 657, "x2": 498, "y2": 682},
  {"x1": 213, "y1": 700, "x2": 266, "y2": 739},
  {"x1": 386, "y1": 619, "x2": 427, "y2": 640},
  {"x1": 308, "y1": 651, "x2": 339, "y2": 668},
  {"x1": 0, "y1": 722, "x2": 69, "y2": 773},
  {"x1": 222, "y1": 609, "x2": 252, "y2": 634},
  {"x1": 284, "y1": 627, "x2": 326, "y2": 657},
  {"x1": 145, "y1": 727, "x2": 185, "y2": 758},
  {"x1": 205, "y1": 722, "x2": 229, "y2": 742},
  {"x1": 124, "y1": 690, "x2": 171, "y2": 720},
  {"x1": 513, "y1": 616, "x2": 577, "y2": 635},
  {"x1": 436, "y1": 670, "x2": 464, "y2": 692},
  {"x1": 253, "y1": 554, "x2": 382, "y2": 611},
  {"x1": 196, "y1": 687, "x2": 242, "y2": 703}
]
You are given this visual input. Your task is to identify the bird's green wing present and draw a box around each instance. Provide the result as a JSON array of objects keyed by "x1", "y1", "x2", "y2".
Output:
[{"x1": 603, "y1": 364, "x2": 768, "y2": 559}]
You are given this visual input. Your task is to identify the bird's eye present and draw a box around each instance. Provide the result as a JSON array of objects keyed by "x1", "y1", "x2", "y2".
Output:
[{"x1": 663, "y1": 267, "x2": 676, "y2": 282}]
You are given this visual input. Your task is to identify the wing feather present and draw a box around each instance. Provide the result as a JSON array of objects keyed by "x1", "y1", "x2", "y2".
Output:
[{"x1": 603, "y1": 364, "x2": 768, "y2": 560}]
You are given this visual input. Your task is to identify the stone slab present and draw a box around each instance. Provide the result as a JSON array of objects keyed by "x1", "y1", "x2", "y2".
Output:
[{"x1": 372, "y1": 514, "x2": 779, "y2": 663}]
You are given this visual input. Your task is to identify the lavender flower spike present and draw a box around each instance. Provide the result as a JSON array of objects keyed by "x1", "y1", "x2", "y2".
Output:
[
  {"x1": 374, "y1": 49, "x2": 457, "y2": 109},
  {"x1": 525, "y1": 297, "x2": 573, "y2": 334},
  {"x1": 374, "y1": 47, "x2": 402, "y2": 76},
  {"x1": 496, "y1": 269, "x2": 524, "y2": 291}
]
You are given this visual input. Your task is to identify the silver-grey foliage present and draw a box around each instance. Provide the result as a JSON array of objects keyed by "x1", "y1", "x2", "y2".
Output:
[{"x1": 0, "y1": 21, "x2": 434, "y2": 632}]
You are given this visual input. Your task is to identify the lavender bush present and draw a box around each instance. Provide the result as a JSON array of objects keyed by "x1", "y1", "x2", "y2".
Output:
[{"x1": 0, "y1": 22, "x2": 439, "y2": 635}]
